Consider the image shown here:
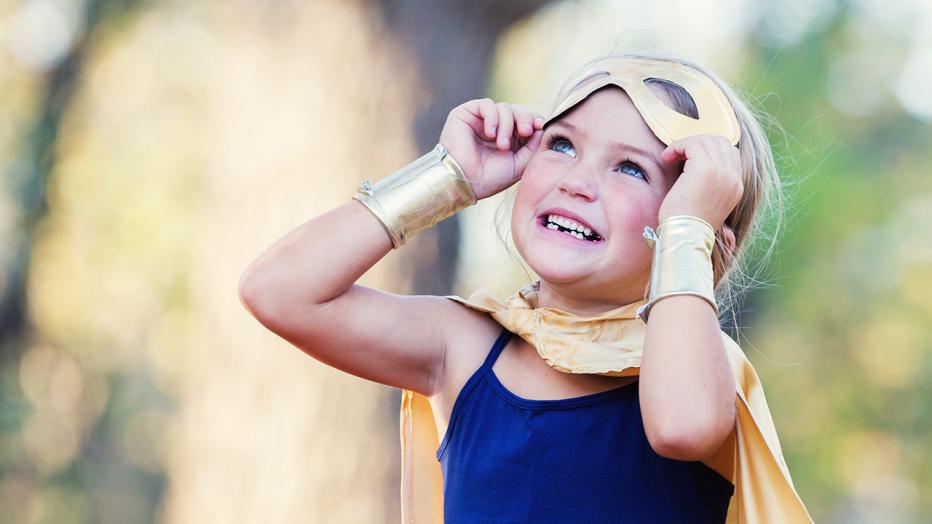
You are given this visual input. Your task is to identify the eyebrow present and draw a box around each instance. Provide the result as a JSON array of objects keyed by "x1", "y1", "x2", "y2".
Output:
[{"x1": 547, "y1": 120, "x2": 668, "y2": 176}]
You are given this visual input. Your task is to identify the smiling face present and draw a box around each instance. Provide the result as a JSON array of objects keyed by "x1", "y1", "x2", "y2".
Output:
[{"x1": 511, "y1": 85, "x2": 680, "y2": 310}]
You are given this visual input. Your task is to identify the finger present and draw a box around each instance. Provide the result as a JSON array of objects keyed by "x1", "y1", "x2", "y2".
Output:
[
  {"x1": 533, "y1": 113, "x2": 546, "y2": 130},
  {"x1": 719, "y1": 136, "x2": 743, "y2": 171},
  {"x1": 474, "y1": 98, "x2": 498, "y2": 140},
  {"x1": 660, "y1": 139, "x2": 686, "y2": 163},
  {"x1": 451, "y1": 105, "x2": 492, "y2": 139},
  {"x1": 496, "y1": 102, "x2": 514, "y2": 150},
  {"x1": 527, "y1": 127, "x2": 544, "y2": 152},
  {"x1": 510, "y1": 104, "x2": 535, "y2": 137},
  {"x1": 695, "y1": 134, "x2": 737, "y2": 175},
  {"x1": 661, "y1": 137, "x2": 708, "y2": 164},
  {"x1": 514, "y1": 129, "x2": 544, "y2": 173}
]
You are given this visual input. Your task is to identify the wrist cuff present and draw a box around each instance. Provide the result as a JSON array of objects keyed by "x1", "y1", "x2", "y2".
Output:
[
  {"x1": 636, "y1": 214, "x2": 718, "y2": 322},
  {"x1": 353, "y1": 144, "x2": 476, "y2": 248}
]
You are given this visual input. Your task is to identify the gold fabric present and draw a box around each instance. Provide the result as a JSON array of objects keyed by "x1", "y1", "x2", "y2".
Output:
[
  {"x1": 399, "y1": 282, "x2": 813, "y2": 523},
  {"x1": 353, "y1": 144, "x2": 476, "y2": 248},
  {"x1": 545, "y1": 57, "x2": 741, "y2": 146},
  {"x1": 637, "y1": 214, "x2": 718, "y2": 322}
]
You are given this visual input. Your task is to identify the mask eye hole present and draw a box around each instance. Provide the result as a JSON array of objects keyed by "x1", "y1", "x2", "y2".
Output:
[{"x1": 643, "y1": 77, "x2": 700, "y2": 120}]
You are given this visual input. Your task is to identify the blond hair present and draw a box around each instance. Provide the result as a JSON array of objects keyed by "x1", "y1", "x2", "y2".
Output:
[{"x1": 495, "y1": 51, "x2": 786, "y2": 330}]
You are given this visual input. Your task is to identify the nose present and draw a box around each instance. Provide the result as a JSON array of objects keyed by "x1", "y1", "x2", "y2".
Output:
[{"x1": 557, "y1": 166, "x2": 598, "y2": 202}]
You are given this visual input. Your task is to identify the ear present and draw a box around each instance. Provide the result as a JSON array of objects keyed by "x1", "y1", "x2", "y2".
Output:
[{"x1": 721, "y1": 224, "x2": 737, "y2": 256}]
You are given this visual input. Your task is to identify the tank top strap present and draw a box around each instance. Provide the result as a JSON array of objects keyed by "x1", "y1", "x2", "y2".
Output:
[{"x1": 479, "y1": 327, "x2": 512, "y2": 372}]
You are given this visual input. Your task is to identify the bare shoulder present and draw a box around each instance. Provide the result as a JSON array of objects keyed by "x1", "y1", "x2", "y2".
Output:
[
  {"x1": 432, "y1": 299, "x2": 505, "y2": 419},
  {"x1": 440, "y1": 299, "x2": 505, "y2": 372}
]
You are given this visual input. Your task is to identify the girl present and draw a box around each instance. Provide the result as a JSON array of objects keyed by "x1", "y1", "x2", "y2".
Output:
[{"x1": 238, "y1": 52, "x2": 812, "y2": 523}]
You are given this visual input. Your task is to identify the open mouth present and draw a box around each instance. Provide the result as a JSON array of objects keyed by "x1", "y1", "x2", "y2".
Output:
[{"x1": 538, "y1": 213, "x2": 604, "y2": 243}]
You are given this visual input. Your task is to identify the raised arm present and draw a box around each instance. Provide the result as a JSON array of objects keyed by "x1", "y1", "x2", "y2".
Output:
[
  {"x1": 237, "y1": 99, "x2": 544, "y2": 396},
  {"x1": 238, "y1": 197, "x2": 456, "y2": 395}
]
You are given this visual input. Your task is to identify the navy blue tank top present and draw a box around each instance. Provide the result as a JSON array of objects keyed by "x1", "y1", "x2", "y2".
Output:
[{"x1": 437, "y1": 328, "x2": 734, "y2": 523}]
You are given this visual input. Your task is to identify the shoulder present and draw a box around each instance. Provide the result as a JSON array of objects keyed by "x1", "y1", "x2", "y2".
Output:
[
  {"x1": 440, "y1": 297, "x2": 506, "y2": 363},
  {"x1": 434, "y1": 296, "x2": 507, "y2": 396}
]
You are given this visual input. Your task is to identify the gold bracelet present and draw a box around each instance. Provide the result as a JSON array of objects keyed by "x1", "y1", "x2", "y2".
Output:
[
  {"x1": 636, "y1": 214, "x2": 718, "y2": 322},
  {"x1": 352, "y1": 144, "x2": 477, "y2": 248}
]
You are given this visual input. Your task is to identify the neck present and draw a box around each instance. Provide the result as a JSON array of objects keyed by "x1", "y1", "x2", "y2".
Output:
[{"x1": 536, "y1": 279, "x2": 646, "y2": 316}]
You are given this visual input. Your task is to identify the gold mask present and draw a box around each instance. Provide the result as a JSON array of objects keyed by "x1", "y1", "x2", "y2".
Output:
[{"x1": 544, "y1": 57, "x2": 741, "y2": 146}]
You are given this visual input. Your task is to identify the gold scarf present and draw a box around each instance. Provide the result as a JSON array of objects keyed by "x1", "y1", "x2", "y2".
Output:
[{"x1": 399, "y1": 282, "x2": 813, "y2": 523}]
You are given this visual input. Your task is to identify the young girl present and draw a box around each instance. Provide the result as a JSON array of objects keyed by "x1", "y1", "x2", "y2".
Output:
[{"x1": 238, "y1": 52, "x2": 812, "y2": 523}]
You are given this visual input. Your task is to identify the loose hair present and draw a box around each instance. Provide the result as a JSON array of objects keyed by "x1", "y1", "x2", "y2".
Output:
[{"x1": 495, "y1": 51, "x2": 786, "y2": 331}]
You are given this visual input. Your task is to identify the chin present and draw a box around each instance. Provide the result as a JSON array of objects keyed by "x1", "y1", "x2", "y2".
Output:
[
  {"x1": 517, "y1": 236, "x2": 648, "y2": 299},
  {"x1": 531, "y1": 254, "x2": 616, "y2": 283},
  {"x1": 523, "y1": 249, "x2": 593, "y2": 283}
]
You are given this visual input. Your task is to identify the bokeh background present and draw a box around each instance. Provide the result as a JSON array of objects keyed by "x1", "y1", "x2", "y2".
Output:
[{"x1": 1, "y1": 0, "x2": 931, "y2": 522}]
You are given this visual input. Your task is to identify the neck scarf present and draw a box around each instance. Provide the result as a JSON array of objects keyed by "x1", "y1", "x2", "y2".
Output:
[{"x1": 399, "y1": 282, "x2": 813, "y2": 523}]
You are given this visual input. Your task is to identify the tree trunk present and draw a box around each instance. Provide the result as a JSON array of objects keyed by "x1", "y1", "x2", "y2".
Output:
[{"x1": 164, "y1": 0, "x2": 550, "y2": 522}]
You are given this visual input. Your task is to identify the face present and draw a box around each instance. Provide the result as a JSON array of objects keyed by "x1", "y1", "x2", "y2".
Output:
[{"x1": 511, "y1": 85, "x2": 680, "y2": 306}]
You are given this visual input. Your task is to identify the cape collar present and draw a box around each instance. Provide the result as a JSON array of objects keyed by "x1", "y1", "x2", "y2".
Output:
[{"x1": 445, "y1": 281, "x2": 647, "y2": 375}]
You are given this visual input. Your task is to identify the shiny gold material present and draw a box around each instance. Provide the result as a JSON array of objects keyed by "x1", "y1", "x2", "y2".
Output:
[
  {"x1": 353, "y1": 144, "x2": 476, "y2": 248},
  {"x1": 545, "y1": 58, "x2": 741, "y2": 146},
  {"x1": 636, "y1": 215, "x2": 718, "y2": 322},
  {"x1": 399, "y1": 282, "x2": 813, "y2": 523}
]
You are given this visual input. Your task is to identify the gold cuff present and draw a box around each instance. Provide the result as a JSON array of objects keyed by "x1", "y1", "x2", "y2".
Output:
[
  {"x1": 636, "y1": 214, "x2": 718, "y2": 322},
  {"x1": 352, "y1": 144, "x2": 477, "y2": 248}
]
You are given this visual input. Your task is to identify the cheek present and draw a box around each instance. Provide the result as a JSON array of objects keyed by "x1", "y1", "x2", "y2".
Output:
[
  {"x1": 604, "y1": 191, "x2": 664, "y2": 245},
  {"x1": 511, "y1": 162, "x2": 558, "y2": 250},
  {"x1": 512, "y1": 162, "x2": 555, "y2": 219},
  {"x1": 511, "y1": 184, "x2": 536, "y2": 252},
  {"x1": 518, "y1": 158, "x2": 558, "y2": 197}
]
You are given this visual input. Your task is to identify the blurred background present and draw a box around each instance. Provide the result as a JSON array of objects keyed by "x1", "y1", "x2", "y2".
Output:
[{"x1": 1, "y1": 0, "x2": 931, "y2": 522}]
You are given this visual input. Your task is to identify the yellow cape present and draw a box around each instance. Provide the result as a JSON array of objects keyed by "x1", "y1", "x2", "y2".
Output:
[{"x1": 400, "y1": 284, "x2": 813, "y2": 523}]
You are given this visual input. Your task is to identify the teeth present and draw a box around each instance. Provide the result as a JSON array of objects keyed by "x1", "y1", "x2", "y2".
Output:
[
  {"x1": 547, "y1": 214, "x2": 590, "y2": 233},
  {"x1": 545, "y1": 213, "x2": 602, "y2": 241}
]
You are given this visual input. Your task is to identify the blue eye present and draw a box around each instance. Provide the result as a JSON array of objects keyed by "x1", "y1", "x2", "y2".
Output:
[
  {"x1": 546, "y1": 132, "x2": 649, "y2": 182},
  {"x1": 616, "y1": 161, "x2": 647, "y2": 181},
  {"x1": 546, "y1": 133, "x2": 576, "y2": 158}
]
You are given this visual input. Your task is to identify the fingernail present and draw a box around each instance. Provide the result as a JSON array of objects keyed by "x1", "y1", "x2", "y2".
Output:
[{"x1": 490, "y1": 125, "x2": 497, "y2": 136}]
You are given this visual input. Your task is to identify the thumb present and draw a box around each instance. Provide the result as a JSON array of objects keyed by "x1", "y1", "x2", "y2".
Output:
[{"x1": 514, "y1": 129, "x2": 543, "y2": 177}]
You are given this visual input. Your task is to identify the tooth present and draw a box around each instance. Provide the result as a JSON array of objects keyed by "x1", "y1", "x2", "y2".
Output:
[
  {"x1": 547, "y1": 223, "x2": 558, "y2": 229},
  {"x1": 584, "y1": 227, "x2": 591, "y2": 235}
]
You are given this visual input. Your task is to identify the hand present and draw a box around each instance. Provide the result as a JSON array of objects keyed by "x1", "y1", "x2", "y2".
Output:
[
  {"x1": 439, "y1": 99, "x2": 545, "y2": 200},
  {"x1": 657, "y1": 134, "x2": 744, "y2": 230}
]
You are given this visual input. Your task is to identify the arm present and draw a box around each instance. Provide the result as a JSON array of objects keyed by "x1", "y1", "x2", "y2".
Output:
[
  {"x1": 639, "y1": 133, "x2": 743, "y2": 461},
  {"x1": 238, "y1": 99, "x2": 544, "y2": 397},
  {"x1": 238, "y1": 198, "x2": 455, "y2": 395},
  {"x1": 640, "y1": 295, "x2": 736, "y2": 461}
]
